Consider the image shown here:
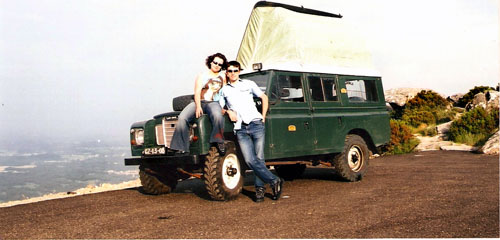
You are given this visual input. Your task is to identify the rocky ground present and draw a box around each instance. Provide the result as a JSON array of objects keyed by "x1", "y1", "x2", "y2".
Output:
[{"x1": 385, "y1": 87, "x2": 499, "y2": 154}]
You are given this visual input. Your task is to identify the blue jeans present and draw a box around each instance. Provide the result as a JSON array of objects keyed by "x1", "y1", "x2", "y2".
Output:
[
  {"x1": 236, "y1": 120, "x2": 278, "y2": 188},
  {"x1": 170, "y1": 101, "x2": 224, "y2": 152}
]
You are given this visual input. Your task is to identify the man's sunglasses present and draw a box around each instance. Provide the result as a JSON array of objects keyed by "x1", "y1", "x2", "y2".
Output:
[
  {"x1": 227, "y1": 69, "x2": 240, "y2": 73},
  {"x1": 212, "y1": 61, "x2": 224, "y2": 67}
]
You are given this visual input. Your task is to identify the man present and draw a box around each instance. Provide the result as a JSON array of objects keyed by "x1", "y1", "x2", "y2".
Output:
[{"x1": 219, "y1": 61, "x2": 283, "y2": 202}]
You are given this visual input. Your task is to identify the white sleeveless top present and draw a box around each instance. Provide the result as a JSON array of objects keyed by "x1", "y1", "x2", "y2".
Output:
[{"x1": 200, "y1": 71, "x2": 225, "y2": 101}]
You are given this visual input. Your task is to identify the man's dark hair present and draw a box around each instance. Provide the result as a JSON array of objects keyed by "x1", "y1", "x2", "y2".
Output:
[
  {"x1": 205, "y1": 53, "x2": 227, "y2": 70},
  {"x1": 226, "y1": 60, "x2": 242, "y2": 70}
]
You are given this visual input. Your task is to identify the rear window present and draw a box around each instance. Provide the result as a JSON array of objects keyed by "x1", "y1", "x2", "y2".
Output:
[{"x1": 345, "y1": 79, "x2": 378, "y2": 102}]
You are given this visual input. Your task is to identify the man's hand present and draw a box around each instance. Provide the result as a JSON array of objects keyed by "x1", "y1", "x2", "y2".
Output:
[
  {"x1": 227, "y1": 110, "x2": 238, "y2": 122},
  {"x1": 260, "y1": 93, "x2": 268, "y2": 123},
  {"x1": 195, "y1": 106, "x2": 204, "y2": 118}
]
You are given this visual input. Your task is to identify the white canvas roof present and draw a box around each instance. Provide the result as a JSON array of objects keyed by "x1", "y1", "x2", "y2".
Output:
[{"x1": 236, "y1": 2, "x2": 380, "y2": 77}]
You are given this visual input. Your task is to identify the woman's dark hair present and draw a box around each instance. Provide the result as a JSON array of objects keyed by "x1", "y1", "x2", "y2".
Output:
[{"x1": 205, "y1": 53, "x2": 227, "y2": 71}]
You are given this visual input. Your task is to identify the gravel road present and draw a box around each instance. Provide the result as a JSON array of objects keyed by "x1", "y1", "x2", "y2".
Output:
[{"x1": 1, "y1": 151, "x2": 498, "y2": 239}]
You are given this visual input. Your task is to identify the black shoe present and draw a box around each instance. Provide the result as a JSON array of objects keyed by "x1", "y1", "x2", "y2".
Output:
[
  {"x1": 271, "y1": 178, "x2": 284, "y2": 200},
  {"x1": 255, "y1": 187, "x2": 265, "y2": 202},
  {"x1": 216, "y1": 142, "x2": 226, "y2": 155}
]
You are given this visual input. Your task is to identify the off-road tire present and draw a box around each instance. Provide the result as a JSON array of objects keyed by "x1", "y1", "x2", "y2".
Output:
[
  {"x1": 203, "y1": 142, "x2": 243, "y2": 201},
  {"x1": 139, "y1": 165, "x2": 178, "y2": 195},
  {"x1": 333, "y1": 134, "x2": 369, "y2": 182},
  {"x1": 172, "y1": 94, "x2": 194, "y2": 111},
  {"x1": 275, "y1": 164, "x2": 306, "y2": 181}
]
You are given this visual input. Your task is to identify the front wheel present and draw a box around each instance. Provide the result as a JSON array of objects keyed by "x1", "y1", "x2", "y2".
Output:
[
  {"x1": 333, "y1": 134, "x2": 369, "y2": 181},
  {"x1": 203, "y1": 142, "x2": 243, "y2": 201},
  {"x1": 139, "y1": 165, "x2": 178, "y2": 194}
]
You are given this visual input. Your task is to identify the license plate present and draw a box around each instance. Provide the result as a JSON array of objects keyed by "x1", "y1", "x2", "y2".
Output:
[{"x1": 143, "y1": 147, "x2": 166, "y2": 155}]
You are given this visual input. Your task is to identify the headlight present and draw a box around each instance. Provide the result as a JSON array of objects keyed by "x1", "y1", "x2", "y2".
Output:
[
  {"x1": 131, "y1": 128, "x2": 144, "y2": 146},
  {"x1": 189, "y1": 124, "x2": 198, "y2": 142}
]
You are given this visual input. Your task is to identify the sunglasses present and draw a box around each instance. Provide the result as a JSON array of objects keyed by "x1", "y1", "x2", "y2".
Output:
[
  {"x1": 212, "y1": 61, "x2": 224, "y2": 67},
  {"x1": 227, "y1": 69, "x2": 240, "y2": 73}
]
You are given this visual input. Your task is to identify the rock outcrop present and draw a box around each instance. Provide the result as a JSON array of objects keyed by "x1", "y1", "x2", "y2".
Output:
[
  {"x1": 466, "y1": 90, "x2": 499, "y2": 111},
  {"x1": 479, "y1": 131, "x2": 499, "y2": 155},
  {"x1": 414, "y1": 120, "x2": 478, "y2": 152},
  {"x1": 486, "y1": 91, "x2": 499, "y2": 111},
  {"x1": 384, "y1": 88, "x2": 432, "y2": 107},
  {"x1": 448, "y1": 93, "x2": 465, "y2": 103},
  {"x1": 384, "y1": 88, "x2": 498, "y2": 154}
]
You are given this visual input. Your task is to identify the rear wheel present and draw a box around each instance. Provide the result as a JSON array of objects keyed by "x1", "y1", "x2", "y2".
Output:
[
  {"x1": 333, "y1": 134, "x2": 369, "y2": 181},
  {"x1": 203, "y1": 142, "x2": 243, "y2": 201},
  {"x1": 139, "y1": 165, "x2": 178, "y2": 194},
  {"x1": 275, "y1": 164, "x2": 306, "y2": 181}
]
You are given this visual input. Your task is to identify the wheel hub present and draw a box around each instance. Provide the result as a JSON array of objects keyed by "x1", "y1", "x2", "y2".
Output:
[
  {"x1": 226, "y1": 166, "x2": 238, "y2": 176},
  {"x1": 348, "y1": 145, "x2": 363, "y2": 172},
  {"x1": 222, "y1": 153, "x2": 241, "y2": 190}
]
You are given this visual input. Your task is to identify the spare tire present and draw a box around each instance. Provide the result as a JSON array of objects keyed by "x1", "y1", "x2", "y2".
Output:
[{"x1": 172, "y1": 94, "x2": 194, "y2": 111}]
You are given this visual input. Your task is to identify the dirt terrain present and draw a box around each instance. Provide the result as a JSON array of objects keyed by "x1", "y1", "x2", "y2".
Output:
[{"x1": 0, "y1": 151, "x2": 498, "y2": 239}]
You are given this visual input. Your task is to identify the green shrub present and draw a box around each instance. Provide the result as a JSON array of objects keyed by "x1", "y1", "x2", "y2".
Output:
[
  {"x1": 383, "y1": 119, "x2": 420, "y2": 154},
  {"x1": 448, "y1": 107, "x2": 499, "y2": 146},
  {"x1": 414, "y1": 124, "x2": 438, "y2": 137},
  {"x1": 400, "y1": 90, "x2": 453, "y2": 127},
  {"x1": 456, "y1": 86, "x2": 495, "y2": 108},
  {"x1": 402, "y1": 108, "x2": 436, "y2": 127},
  {"x1": 406, "y1": 90, "x2": 449, "y2": 110}
]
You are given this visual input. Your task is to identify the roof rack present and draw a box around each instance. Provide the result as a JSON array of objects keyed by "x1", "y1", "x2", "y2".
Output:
[{"x1": 254, "y1": 1, "x2": 342, "y2": 18}]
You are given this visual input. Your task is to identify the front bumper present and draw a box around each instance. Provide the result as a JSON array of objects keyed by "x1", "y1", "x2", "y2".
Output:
[{"x1": 124, "y1": 154, "x2": 200, "y2": 166}]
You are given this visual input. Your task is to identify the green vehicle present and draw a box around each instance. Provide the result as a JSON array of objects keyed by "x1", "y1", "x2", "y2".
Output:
[{"x1": 124, "y1": 1, "x2": 390, "y2": 201}]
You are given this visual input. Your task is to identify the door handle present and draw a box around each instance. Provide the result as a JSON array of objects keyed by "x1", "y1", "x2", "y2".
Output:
[{"x1": 304, "y1": 122, "x2": 310, "y2": 129}]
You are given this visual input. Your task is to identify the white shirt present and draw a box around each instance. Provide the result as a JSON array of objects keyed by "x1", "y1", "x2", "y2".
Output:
[{"x1": 219, "y1": 79, "x2": 264, "y2": 130}]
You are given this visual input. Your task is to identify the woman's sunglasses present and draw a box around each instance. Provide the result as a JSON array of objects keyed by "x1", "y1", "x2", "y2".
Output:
[{"x1": 212, "y1": 61, "x2": 224, "y2": 67}]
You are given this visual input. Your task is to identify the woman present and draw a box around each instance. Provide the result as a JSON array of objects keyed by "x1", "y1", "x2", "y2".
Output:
[{"x1": 170, "y1": 53, "x2": 227, "y2": 155}]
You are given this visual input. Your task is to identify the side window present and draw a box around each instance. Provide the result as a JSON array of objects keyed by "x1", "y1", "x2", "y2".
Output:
[
  {"x1": 308, "y1": 76, "x2": 324, "y2": 101},
  {"x1": 278, "y1": 75, "x2": 304, "y2": 102},
  {"x1": 322, "y1": 78, "x2": 338, "y2": 101},
  {"x1": 346, "y1": 79, "x2": 378, "y2": 102},
  {"x1": 307, "y1": 76, "x2": 338, "y2": 102}
]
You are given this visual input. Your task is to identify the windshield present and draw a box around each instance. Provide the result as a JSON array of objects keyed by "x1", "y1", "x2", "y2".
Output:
[{"x1": 241, "y1": 72, "x2": 270, "y2": 91}]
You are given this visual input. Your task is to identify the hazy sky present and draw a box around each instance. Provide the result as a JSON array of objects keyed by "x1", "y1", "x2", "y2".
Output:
[{"x1": 0, "y1": 0, "x2": 498, "y2": 145}]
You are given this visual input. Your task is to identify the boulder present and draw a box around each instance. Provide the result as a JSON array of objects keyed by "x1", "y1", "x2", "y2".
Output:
[
  {"x1": 479, "y1": 131, "x2": 499, "y2": 155},
  {"x1": 486, "y1": 91, "x2": 499, "y2": 111},
  {"x1": 436, "y1": 121, "x2": 452, "y2": 137},
  {"x1": 448, "y1": 93, "x2": 465, "y2": 103},
  {"x1": 472, "y1": 93, "x2": 487, "y2": 109},
  {"x1": 466, "y1": 90, "x2": 499, "y2": 111},
  {"x1": 385, "y1": 88, "x2": 432, "y2": 107}
]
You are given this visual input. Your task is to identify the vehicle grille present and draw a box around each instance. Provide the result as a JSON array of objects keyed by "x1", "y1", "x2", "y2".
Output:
[{"x1": 155, "y1": 117, "x2": 178, "y2": 148}]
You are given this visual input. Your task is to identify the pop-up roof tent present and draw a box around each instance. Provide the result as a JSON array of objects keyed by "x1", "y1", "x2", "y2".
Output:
[{"x1": 236, "y1": 1, "x2": 379, "y2": 77}]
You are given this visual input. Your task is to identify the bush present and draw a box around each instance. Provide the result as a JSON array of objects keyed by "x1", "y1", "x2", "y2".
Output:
[
  {"x1": 402, "y1": 108, "x2": 436, "y2": 127},
  {"x1": 383, "y1": 120, "x2": 420, "y2": 154},
  {"x1": 448, "y1": 107, "x2": 499, "y2": 146},
  {"x1": 456, "y1": 86, "x2": 495, "y2": 108},
  {"x1": 400, "y1": 90, "x2": 453, "y2": 128},
  {"x1": 406, "y1": 90, "x2": 449, "y2": 110},
  {"x1": 414, "y1": 123, "x2": 438, "y2": 137}
]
